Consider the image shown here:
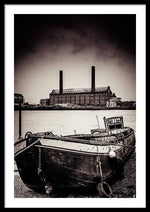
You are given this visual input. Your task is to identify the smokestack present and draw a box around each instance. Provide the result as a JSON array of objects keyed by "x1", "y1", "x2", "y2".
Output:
[
  {"x1": 59, "y1": 70, "x2": 63, "y2": 94},
  {"x1": 91, "y1": 66, "x2": 95, "y2": 93}
]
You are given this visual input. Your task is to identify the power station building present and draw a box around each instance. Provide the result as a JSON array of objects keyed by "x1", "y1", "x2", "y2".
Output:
[{"x1": 48, "y1": 66, "x2": 116, "y2": 107}]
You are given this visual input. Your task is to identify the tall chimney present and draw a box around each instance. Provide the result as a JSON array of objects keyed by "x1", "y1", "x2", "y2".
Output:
[
  {"x1": 91, "y1": 66, "x2": 95, "y2": 93},
  {"x1": 59, "y1": 70, "x2": 63, "y2": 94}
]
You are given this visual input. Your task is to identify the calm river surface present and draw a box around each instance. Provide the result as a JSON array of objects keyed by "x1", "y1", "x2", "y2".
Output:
[{"x1": 14, "y1": 110, "x2": 136, "y2": 142}]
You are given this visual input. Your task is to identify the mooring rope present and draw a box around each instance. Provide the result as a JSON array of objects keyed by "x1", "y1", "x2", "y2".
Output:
[
  {"x1": 96, "y1": 144, "x2": 121, "y2": 198},
  {"x1": 96, "y1": 144, "x2": 103, "y2": 181},
  {"x1": 37, "y1": 146, "x2": 47, "y2": 184}
]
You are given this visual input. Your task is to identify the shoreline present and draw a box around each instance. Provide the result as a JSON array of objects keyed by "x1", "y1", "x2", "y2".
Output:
[{"x1": 14, "y1": 106, "x2": 136, "y2": 111}]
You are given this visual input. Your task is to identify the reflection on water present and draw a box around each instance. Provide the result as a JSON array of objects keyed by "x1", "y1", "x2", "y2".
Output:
[{"x1": 14, "y1": 110, "x2": 136, "y2": 142}]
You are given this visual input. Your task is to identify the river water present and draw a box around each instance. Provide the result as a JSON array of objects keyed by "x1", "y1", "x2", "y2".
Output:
[{"x1": 14, "y1": 110, "x2": 136, "y2": 142}]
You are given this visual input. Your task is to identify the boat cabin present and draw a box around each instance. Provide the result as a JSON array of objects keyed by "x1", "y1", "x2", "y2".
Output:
[{"x1": 104, "y1": 116, "x2": 124, "y2": 131}]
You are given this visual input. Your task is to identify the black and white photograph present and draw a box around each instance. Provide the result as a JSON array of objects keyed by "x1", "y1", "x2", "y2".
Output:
[{"x1": 5, "y1": 4, "x2": 146, "y2": 208}]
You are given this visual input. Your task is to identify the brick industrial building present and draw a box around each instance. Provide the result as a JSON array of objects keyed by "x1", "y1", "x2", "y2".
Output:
[{"x1": 48, "y1": 66, "x2": 117, "y2": 107}]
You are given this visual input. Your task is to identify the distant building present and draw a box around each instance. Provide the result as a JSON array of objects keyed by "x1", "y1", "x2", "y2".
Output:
[
  {"x1": 120, "y1": 101, "x2": 136, "y2": 108},
  {"x1": 49, "y1": 66, "x2": 116, "y2": 107},
  {"x1": 50, "y1": 87, "x2": 115, "y2": 107},
  {"x1": 40, "y1": 98, "x2": 50, "y2": 106},
  {"x1": 14, "y1": 93, "x2": 24, "y2": 105},
  {"x1": 116, "y1": 97, "x2": 122, "y2": 102},
  {"x1": 116, "y1": 97, "x2": 122, "y2": 107},
  {"x1": 106, "y1": 97, "x2": 117, "y2": 107}
]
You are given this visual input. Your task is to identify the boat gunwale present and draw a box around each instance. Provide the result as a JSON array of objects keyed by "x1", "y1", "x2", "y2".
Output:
[
  {"x1": 34, "y1": 143, "x2": 111, "y2": 156},
  {"x1": 67, "y1": 126, "x2": 131, "y2": 137},
  {"x1": 34, "y1": 139, "x2": 134, "y2": 155},
  {"x1": 14, "y1": 127, "x2": 134, "y2": 146},
  {"x1": 33, "y1": 129, "x2": 134, "y2": 146},
  {"x1": 14, "y1": 129, "x2": 135, "y2": 157}
]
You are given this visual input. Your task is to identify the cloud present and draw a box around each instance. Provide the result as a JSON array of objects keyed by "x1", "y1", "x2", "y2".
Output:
[{"x1": 15, "y1": 14, "x2": 136, "y2": 65}]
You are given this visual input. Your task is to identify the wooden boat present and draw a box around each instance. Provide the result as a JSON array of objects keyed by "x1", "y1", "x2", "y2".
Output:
[{"x1": 14, "y1": 116, "x2": 136, "y2": 197}]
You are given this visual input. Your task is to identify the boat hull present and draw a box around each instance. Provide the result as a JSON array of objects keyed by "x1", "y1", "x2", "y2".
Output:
[{"x1": 14, "y1": 130, "x2": 135, "y2": 191}]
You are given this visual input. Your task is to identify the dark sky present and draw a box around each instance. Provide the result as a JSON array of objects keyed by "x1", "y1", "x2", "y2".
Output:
[{"x1": 14, "y1": 15, "x2": 136, "y2": 103}]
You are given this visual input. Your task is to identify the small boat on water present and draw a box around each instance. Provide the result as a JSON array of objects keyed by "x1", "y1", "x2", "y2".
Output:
[{"x1": 14, "y1": 115, "x2": 136, "y2": 197}]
